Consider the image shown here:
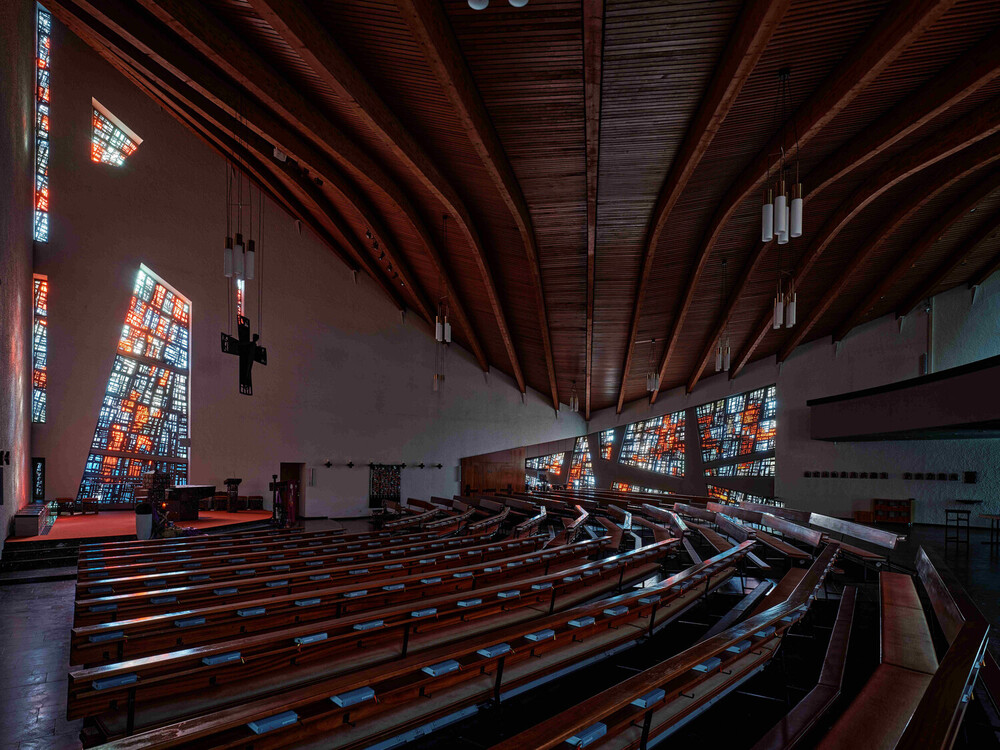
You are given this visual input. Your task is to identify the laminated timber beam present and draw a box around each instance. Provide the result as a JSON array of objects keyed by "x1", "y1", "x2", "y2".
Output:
[
  {"x1": 134, "y1": 0, "x2": 497, "y2": 371},
  {"x1": 836, "y1": 173, "x2": 1000, "y2": 339},
  {"x1": 398, "y1": 0, "x2": 555, "y2": 406},
  {"x1": 730, "y1": 108, "x2": 1000, "y2": 378},
  {"x1": 47, "y1": 0, "x2": 412, "y2": 313},
  {"x1": 614, "y1": 0, "x2": 791, "y2": 412},
  {"x1": 777, "y1": 146, "x2": 1000, "y2": 364},
  {"x1": 647, "y1": 0, "x2": 956, "y2": 404},
  {"x1": 895, "y1": 203, "x2": 1000, "y2": 319},
  {"x1": 583, "y1": 0, "x2": 605, "y2": 420},
  {"x1": 685, "y1": 26, "x2": 1000, "y2": 393}
]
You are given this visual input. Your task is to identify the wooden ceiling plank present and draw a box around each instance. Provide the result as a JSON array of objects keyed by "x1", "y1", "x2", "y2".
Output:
[
  {"x1": 134, "y1": 0, "x2": 500, "y2": 368},
  {"x1": 584, "y1": 0, "x2": 605, "y2": 421},
  {"x1": 778, "y1": 148, "x2": 1000, "y2": 363},
  {"x1": 45, "y1": 0, "x2": 415, "y2": 308},
  {"x1": 248, "y1": 0, "x2": 496, "y2": 365},
  {"x1": 614, "y1": 0, "x2": 791, "y2": 412},
  {"x1": 730, "y1": 104, "x2": 1000, "y2": 377},
  {"x1": 970, "y1": 227, "x2": 1000, "y2": 289},
  {"x1": 651, "y1": 0, "x2": 956, "y2": 402},
  {"x1": 835, "y1": 173, "x2": 1000, "y2": 340},
  {"x1": 687, "y1": 25, "x2": 1000, "y2": 393},
  {"x1": 63, "y1": 0, "x2": 438, "y2": 325},
  {"x1": 398, "y1": 0, "x2": 555, "y2": 406},
  {"x1": 896, "y1": 197, "x2": 1000, "y2": 319},
  {"x1": 84, "y1": 20, "x2": 411, "y2": 313}
]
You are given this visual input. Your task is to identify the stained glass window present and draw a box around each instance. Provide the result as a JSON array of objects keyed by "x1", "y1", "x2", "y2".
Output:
[
  {"x1": 612, "y1": 482, "x2": 669, "y2": 495},
  {"x1": 77, "y1": 266, "x2": 190, "y2": 503},
  {"x1": 31, "y1": 275, "x2": 48, "y2": 423},
  {"x1": 697, "y1": 385, "x2": 776, "y2": 464},
  {"x1": 706, "y1": 485, "x2": 781, "y2": 507},
  {"x1": 618, "y1": 410, "x2": 685, "y2": 476},
  {"x1": 236, "y1": 278, "x2": 245, "y2": 318},
  {"x1": 598, "y1": 429, "x2": 616, "y2": 460},
  {"x1": 525, "y1": 473, "x2": 546, "y2": 491},
  {"x1": 91, "y1": 98, "x2": 142, "y2": 166},
  {"x1": 525, "y1": 453, "x2": 565, "y2": 474},
  {"x1": 33, "y1": 7, "x2": 51, "y2": 242},
  {"x1": 567, "y1": 437, "x2": 594, "y2": 489},
  {"x1": 704, "y1": 457, "x2": 775, "y2": 477}
]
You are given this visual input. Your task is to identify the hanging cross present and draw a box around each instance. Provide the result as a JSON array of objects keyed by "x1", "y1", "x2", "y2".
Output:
[{"x1": 221, "y1": 314, "x2": 267, "y2": 395}]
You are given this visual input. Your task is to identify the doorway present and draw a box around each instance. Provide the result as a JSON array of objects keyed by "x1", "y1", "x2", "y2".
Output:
[{"x1": 279, "y1": 462, "x2": 306, "y2": 518}]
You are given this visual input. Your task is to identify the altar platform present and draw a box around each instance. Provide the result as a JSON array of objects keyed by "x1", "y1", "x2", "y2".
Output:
[{"x1": 5, "y1": 509, "x2": 274, "y2": 543}]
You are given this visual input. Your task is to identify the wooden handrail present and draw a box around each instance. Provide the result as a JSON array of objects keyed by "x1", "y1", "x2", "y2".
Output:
[
  {"x1": 808, "y1": 512, "x2": 903, "y2": 550},
  {"x1": 491, "y1": 543, "x2": 840, "y2": 750}
]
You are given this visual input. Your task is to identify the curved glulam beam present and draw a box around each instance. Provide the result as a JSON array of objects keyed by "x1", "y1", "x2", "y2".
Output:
[
  {"x1": 685, "y1": 27, "x2": 1000, "y2": 393},
  {"x1": 48, "y1": 0, "x2": 418, "y2": 314},
  {"x1": 134, "y1": 0, "x2": 498, "y2": 368},
  {"x1": 614, "y1": 0, "x2": 791, "y2": 413},
  {"x1": 648, "y1": 0, "x2": 957, "y2": 404},
  {"x1": 836, "y1": 169, "x2": 1000, "y2": 339},
  {"x1": 970, "y1": 227, "x2": 1000, "y2": 289},
  {"x1": 777, "y1": 144, "x2": 1000, "y2": 362},
  {"x1": 731, "y1": 108, "x2": 1000, "y2": 377},
  {"x1": 897, "y1": 201, "x2": 1000, "y2": 318},
  {"x1": 248, "y1": 0, "x2": 503, "y2": 371},
  {"x1": 583, "y1": 0, "x2": 605, "y2": 420},
  {"x1": 398, "y1": 0, "x2": 555, "y2": 406}
]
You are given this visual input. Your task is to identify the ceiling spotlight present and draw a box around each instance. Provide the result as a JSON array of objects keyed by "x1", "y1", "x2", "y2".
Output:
[
  {"x1": 468, "y1": 0, "x2": 489, "y2": 8},
  {"x1": 509, "y1": 0, "x2": 528, "y2": 6}
]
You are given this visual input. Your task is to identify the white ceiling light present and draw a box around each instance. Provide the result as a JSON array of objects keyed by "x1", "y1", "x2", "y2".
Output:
[
  {"x1": 509, "y1": 0, "x2": 529, "y2": 6},
  {"x1": 468, "y1": 0, "x2": 489, "y2": 9}
]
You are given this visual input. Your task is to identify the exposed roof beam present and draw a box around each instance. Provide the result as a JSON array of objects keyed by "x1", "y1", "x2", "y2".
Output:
[
  {"x1": 614, "y1": 0, "x2": 790, "y2": 412},
  {"x1": 970, "y1": 229, "x2": 1000, "y2": 288},
  {"x1": 133, "y1": 0, "x2": 500, "y2": 369},
  {"x1": 777, "y1": 146, "x2": 1000, "y2": 362},
  {"x1": 730, "y1": 107, "x2": 1000, "y2": 377},
  {"x1": 897, "y1": 196, "x2": 1000, "y2": 318},
  {"x1": 648, "y1": 0, "x2": 956, "y2": 403},
  {"x1": 48, "y1": 0, "x2": 415, "y2": 313},
  {"x1": 685, "y1": 26, "x2": 1000, "y2": 393},
  {"x1": 583, "y1": 0, "x2": 605, "y2": 421},
  {"x1": 397, "y1": 0, "x2": 556, "y2": 406},
  {"x1": 836, "y1": 170, "x2": 1000, "y2": 338},
  {"x1": 248, "y1": 0, "x2": 508, "y2": 369}
]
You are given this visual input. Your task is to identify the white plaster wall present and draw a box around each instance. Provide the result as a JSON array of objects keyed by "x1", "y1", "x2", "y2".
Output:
[
  {"x1": 0, "y1": 0, "x2": 36, "y2": 547},
  {"x1": 30, "y1": 23, "x2": 584, "y2": 519},
  {"x1": 588, "y1": 286, "x2": 1000, "y2": 526}
]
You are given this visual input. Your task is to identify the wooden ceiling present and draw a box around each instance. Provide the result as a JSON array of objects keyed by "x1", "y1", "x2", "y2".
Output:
[{"x1": 47, "y1": 0, "x2": 1000, "y2": 417}]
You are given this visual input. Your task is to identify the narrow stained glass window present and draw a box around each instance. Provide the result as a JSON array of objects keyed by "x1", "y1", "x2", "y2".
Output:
[
  {"x1": 697, "y1": 385, "x2": 777, "y2": 464},
  {"x1": 34, "y1": 6, "x2": 51, "y2": 242},
  {"x1": 612, "y1": 482, "x2": 669, "y2": 495},
  {"x1": 525, "y1": 452, "x2": 564, "y2": 491},
  {"x1": 618, "y1": 410, "x2": 685, "y2": 476},
  {"x1": 32, "y1": 275, "x2": 48, "y2": 423},
  {"x1": 598, "y1": 428, "x2": 616, "y2": 460},
  {"x1": 77, "y1": 266, "x2": 190, "y2": 503},
  {"x1": 91, "y1": 98, "x2": 142, "y2": 166},
  {"x1": 567, "y1": 437, "x2": 594, "y2": 489}
]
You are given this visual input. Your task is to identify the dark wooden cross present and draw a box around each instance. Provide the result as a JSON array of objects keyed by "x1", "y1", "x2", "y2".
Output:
[{"x1": 221, "y1": 315, "x2": 267, "y2": 395}]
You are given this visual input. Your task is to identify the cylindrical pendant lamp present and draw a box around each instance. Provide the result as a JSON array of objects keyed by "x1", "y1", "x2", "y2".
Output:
[{"x1": 762, "y1": 190, "x2": 774, "y2": 243}]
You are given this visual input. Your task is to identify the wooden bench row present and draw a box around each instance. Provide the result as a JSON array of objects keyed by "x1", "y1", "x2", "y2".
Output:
[
  {"x1": 490, "y1": 543, "x2": 840, "y2": 750},
  {"x1": 73, "y1": 535, "x2": 549, "y2": 627},
  {"x1": 68, "y1": 539, "x2": 685, "y2": 735},
  {"x1": 70, "y1": 537, "x2": 610, "y2": 665},
  {"x1": 95, "y1": 541, "x2": 751, "y2": 747}
]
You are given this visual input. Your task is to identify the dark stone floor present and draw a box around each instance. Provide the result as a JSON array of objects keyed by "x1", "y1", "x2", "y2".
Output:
[{"x1": 0, "y1": 520, "x2": 994, "y2": 749}]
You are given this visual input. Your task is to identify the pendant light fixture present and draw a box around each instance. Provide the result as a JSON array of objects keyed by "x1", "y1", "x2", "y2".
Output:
[
  {"x1": 643, "y1": 338, "x2": 660, "y2": 393},
  {"x1": 762, "y1": 68, "x2": 804, "y2": 248},
  {"x1": 569, "y1": 383, "x2": 580, "y2": 413},
  {"x1": 715, "y1": 259, "x2": 731, "y2": 372}
]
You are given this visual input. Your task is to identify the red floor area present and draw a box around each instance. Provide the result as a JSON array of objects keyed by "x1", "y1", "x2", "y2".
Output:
[{"x1": 7, "y1": 509, "x2": 273, "y2": 542}]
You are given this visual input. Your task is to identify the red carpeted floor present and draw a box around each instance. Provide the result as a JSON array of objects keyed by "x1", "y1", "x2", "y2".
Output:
[{"x1": 8, "y1": 509, "x2": 273, "y2": 542}]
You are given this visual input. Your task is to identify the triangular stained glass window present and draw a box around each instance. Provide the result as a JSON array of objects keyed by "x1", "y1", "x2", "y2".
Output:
[{"x1": 91, "y1": 98, "x2": 142, "y2": 166}]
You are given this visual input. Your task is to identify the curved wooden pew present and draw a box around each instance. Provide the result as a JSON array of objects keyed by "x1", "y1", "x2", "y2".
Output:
[
  {"x1": 95, "y1": 542, "x2": 750, "y2": 748},
  {"x1": 68, "y1": 540, "x2": 683, "y2": 736},
  {"x1": 73, "y1": 536, "x2": 546, "y2": 627},
  {"x1": 546, "y1": 505, "x2": 589, "y2": 547},
  {"x1": 490, "y1": 543, "x2": 840, "y2": 750},
  {"x1": 513, "y1": 506, "x2": 546, "y2": 539},
  {"x1": 75, "y1": 531, "x2": 503, "y2": 599},
  {"x1": 77, "y1": 527, "x2": 490, "y2": 582},
  {"x1": 70, "y1": 538, "x2": 609, "y2": 666}
]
